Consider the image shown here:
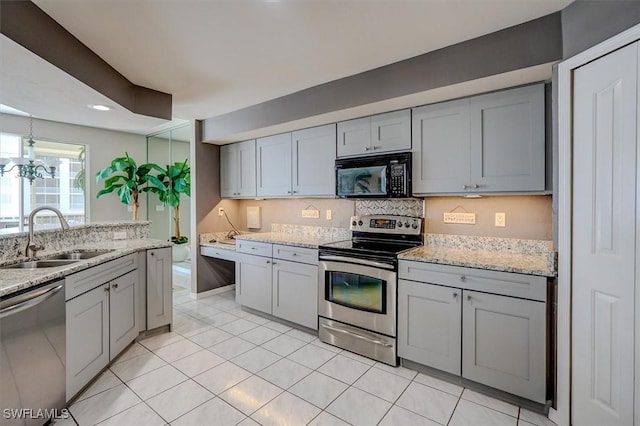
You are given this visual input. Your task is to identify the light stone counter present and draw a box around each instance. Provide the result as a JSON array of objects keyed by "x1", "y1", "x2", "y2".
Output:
[
  {"x1": 399, "y1": 234, "x2": 557, "y2": 277},
  {"x1": 234, "y1": 232, "x2": 347, "y2": 249},
  {"x1": 0, "y1": 238, "x2": 172, "y2": 297}
]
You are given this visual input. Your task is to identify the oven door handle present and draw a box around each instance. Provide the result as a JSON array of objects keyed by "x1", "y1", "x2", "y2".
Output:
[
  {"x1": 321, "y1": 323, "x2": 393, "y2": 348},
  {"x1": 318, "y1": 255, "x2": 395, "y2": 270}
]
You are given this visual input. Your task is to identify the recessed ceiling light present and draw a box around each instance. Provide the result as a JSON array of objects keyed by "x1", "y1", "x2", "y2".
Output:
[{"x1": 88, "y1": 104, "x2": 112, "y2": 111}]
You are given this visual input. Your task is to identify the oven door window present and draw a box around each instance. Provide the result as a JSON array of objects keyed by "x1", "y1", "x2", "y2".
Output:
[
  {"x1": 326, "y1": 271, "x2": 386, "y2": 314},
  {"x1": 336, "y1": 165, "x2": 387, "y2": 197}
]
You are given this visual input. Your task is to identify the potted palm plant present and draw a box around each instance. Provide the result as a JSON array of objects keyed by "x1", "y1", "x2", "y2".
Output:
[
  {"x1": 95, "y1": 153, "x2": 164, "y2": 220},
  {"x1": 147, "y1": 159, "x2": 191, "y2": 260}
]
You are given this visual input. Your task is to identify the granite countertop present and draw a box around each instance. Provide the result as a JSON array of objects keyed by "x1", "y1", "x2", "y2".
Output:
[
  {"x1": 0, "y1": 238, "x2": 172, "y2": 298},
  {"x1": 233, "y1": 232, "x2": 347, "y2": 249},
  {"x1": 399, "y1": 245, "x2": 556, "y2": 277}
]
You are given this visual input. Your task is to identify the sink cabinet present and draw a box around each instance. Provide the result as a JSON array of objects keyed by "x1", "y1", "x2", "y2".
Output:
[
  {"x1": 398, "y1": 260, "x2": 548, "y2": 403},
  {"x1": 65, "y1": 254, "x2": 139, "y2": 400}
]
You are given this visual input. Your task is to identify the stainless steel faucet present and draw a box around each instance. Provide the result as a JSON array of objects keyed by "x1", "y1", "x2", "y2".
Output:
[{"x1": 25, "y1": 206, "x2": 70, "y2": 257}]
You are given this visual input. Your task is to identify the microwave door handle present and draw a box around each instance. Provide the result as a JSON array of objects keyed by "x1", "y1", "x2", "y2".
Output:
[{"x1": 318, "y1": 255, "x2": 395, "y2": 270}]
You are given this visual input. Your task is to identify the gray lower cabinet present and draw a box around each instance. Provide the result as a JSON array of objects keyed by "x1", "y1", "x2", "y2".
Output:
[
  {"x1": 236, "y1": 241, "x2": 318, "y2": 330},
  {"x1": 462, "y1": 290, "x2": 546, "y2": 403},
  {"x1": 398, "y1": 279, "x2": 461, "y2": 375},
  {"x1": 412, "y1": 84, "x2": 545, "y2": 195},
  {"x1": 66, "y1": 284, "x2": 109, "y2": 401},
  {"x1": 398, "y1": 260, "x2": 547, "y2": 403},
  {"x1": 147, "y1": 247, "x2": 173, "y2": 330},
  {"x1": 109, "y1": 270, "x2": 139, "y2": 359},
  {"x1": 272, "y1": 259, "x2": 318, "y2": 330},
  {"x1": 236, "y1": 252, "x2": 273, "y2": 313}
]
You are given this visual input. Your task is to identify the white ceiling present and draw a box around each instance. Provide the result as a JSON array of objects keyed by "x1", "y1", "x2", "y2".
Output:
[{"x1": 1, "y1": 0, "x2": 572, "y2": 136}]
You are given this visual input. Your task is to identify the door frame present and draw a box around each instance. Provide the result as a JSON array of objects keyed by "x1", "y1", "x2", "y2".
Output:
[{"x1": 556, "y1": 23, "x2": 640, "y2": 426}]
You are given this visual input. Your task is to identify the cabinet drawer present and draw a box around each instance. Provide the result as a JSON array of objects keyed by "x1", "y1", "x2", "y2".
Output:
[
  {"x1": 236, "y1": 240, "x2": 272, "y2": 257},
  {"x1": 398, "y1": 260, "x2": 546, "y2": 302},
  {"x1": 200, "y1": 246, "x2": 238, "y2": 262},
  {"x1": 65, "y1": 254, "x2": 137, "y2": 301},
  {"x1": 273, "y1": 244, "x2": 318, "y2": 265}
]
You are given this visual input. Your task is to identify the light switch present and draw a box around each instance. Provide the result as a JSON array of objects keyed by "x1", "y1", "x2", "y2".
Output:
[{"x1": 495, "y1": 212, "x2": 506, "y2": 227}]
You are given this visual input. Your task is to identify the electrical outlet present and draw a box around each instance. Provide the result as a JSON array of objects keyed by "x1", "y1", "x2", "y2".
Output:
[
  {"x1": 127, "y1": 205, "x2": 134, "y2": 212},
  {"x1": 155, "y1": 205, "x2": 165, "y2": 212},
  {"x1": 326, "y1": 209, "x2": 332, "y2": 220},
  {"x1": 495, "y1": 212, "x2": 506, "y2": 227},
  {"x1": 113, "y1": 231, "x2": 127, "y2": 240},
  {"x1": 218, "y1": 207, "x2": 225, "y2": 216}
]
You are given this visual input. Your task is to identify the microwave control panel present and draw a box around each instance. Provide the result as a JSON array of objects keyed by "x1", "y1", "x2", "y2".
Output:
[{"x1": 390, "y1": 163, "x2": 406, "y2": 195}]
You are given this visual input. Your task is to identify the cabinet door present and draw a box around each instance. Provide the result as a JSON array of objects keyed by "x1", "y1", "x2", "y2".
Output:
[
  {"x1": 398, "y1": 279, "x2": 461, "y2": 375},
  {"x1": 220, "y1": 143, "x2": 237, "y2": 198},
  {"x1": 257, "y1": 133, "x2": 292, "y2": 196},
  {"x1": 147, "y1": 247, "x2": 173, "y2": 330},
  {"x1": 236, "y1": 139, "x2": 257, "y2": 197},
  {"x1": 337, "y1": 116, "x2": 371, "y2": 157},
  {"x1": 469, "y1": 84, "x2": 545, "y2": 192},
  {"x1": 462, "y1": 290, "x2": 546, "y2": 403},
  {"x1": 412, "y1": 100, "x2": 471, "y2": 194},
  {"x1": 236, "y1": 253, "x2": 272, "y2": 313},
  {"x1": 109, "y1": 270, "x2": 138, "y2": 360},
  {"x1": 292, "y1": 124, "x2": 336, "y2": 196},
  {"x1": 371, "y1": 109, "x2": 411, "y2": 153},
  {"x1": 272, "y1": 259, "x2": 318, "y2": 330},
  {"x1": 66, "y1": 285, "x2": 109, "y2": 400}
]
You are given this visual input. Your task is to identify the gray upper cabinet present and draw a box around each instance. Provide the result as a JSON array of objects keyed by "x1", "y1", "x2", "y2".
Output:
[
  {"x1": 337, "y1": 109, "x2": 411, "y2": 157},
  {"x1": 469, "y1": 84, "x2": 545, "y2": 192},
  {"x1": 257, "y1": 133, "x2": 293, "y2": 197},
  {"x1": 412, "y1": 84, "x2": 545, "y2": 195},
  {"x1": 412, "y1": 99, "x2": 471, "y2": 194},
  {"x1": 292, "y1": 124, "x2": 336, "y2": 197},
  {"x1": 220, "y1": 139, "x2": 256, "y2": 198}
]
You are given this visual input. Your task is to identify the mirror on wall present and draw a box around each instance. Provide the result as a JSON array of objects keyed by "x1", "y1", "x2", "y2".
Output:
[{"x1": 146, "y1": 124, "x2": 191, "y2": 244}]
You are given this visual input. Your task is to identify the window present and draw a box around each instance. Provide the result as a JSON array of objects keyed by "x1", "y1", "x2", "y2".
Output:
[{"x1": 0, "y1": 133, "x2": 86, "y2": 232}]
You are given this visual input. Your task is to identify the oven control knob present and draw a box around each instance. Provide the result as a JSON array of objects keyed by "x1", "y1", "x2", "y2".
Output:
[
  {"x1": 358, "y1": 220, "x2": 363, "y2": 226},
  {"x1": 352, "y1": 220, "x2": 357, "y2": 227},
  {"x1": 412, "y1": 223, "x2": 418, "y2": 229}
]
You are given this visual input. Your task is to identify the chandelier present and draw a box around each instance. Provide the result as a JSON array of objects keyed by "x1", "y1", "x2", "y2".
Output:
[{"x1": 0, "y1": 116, "x2": 56, "y2": 185}]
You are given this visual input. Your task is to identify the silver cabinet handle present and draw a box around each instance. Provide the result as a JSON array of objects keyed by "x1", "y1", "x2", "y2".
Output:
[
  {"x1": 460, "y1": 276, "x2": 466, "y2": 282},
  {"x1": 293, "y1": 190, "x2": 298, "y2": 193},
  {"x1": 112, "y1": 283, "x2": 118, "y2": 289},
  {"x1": 462, "y1": 185, "x2": 469, "y2": 190},
  {"x1": 287, "y1": 190, "x2": 292, "y2": 194},
  {"x1": 104, "y1": 286, "x2": 110, "y2": 292},
  {"x1": 321, "y1": 323, "x2": 393, "y2": 347},
  {"x1": 151, "y1": 252, "x2": 155, "y2": 256},
  {"x1": 467, "y1": 295, "x2": 472, "y2": 301},
  {"x1": 291, "y1": 253, "x2": 297, "y2": 256},
  {"x1": 472, "y1": 184, "x2": 479, "y2": 189},
  {"x1": 453, "y1": 292, "x2": 458, "y2": 299},
  {"x1": 272, "y1": 262, "x2": 278, "y2": 265},
  {"x1": 319, "y1": 255, "x2": 395, "y2": 270},
  {"x1": 365, "y1": 146, "x2": 372, "y2": 151},
  {"x1": 266, "y1": 260, "x2": 271, "y2": 264},
  {"x1": 373, "y1": 145, "x2": 381, "y2": 150}
]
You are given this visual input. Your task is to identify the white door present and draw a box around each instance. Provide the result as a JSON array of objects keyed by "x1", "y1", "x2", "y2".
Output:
[{"x1": 572, "y1": 42, "x2": 637, "y2": 426}]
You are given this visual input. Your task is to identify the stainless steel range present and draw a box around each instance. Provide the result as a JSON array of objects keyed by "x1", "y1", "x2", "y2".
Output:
[{"x1": 318, "y1": 214, "x2": 422, "y2": 365}]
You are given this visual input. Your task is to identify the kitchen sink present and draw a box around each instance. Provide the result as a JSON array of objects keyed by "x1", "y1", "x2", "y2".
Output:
[
  {"x1": 1, "y1": 259, "x2": 80, "y2": 269},
  {"x1": 45, "y1": 249, "x2": 115, "y2": 260}
]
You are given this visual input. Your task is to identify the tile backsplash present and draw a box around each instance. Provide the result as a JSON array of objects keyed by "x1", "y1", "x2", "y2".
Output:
[{"x1": 355, "y1": 199, "x2": 424, "y2": 217}]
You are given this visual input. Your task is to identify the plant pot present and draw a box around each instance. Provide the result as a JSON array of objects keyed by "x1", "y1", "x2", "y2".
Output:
[{"x1": 172, "y1": 243, "x2": 190, "y2": 263}]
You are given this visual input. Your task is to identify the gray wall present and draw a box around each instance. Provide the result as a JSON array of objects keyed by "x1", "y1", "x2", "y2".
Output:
[
  {"x1": 202, "y1": 13, "x2": 562, "y2": 141},
  {"x1": 562, "y1": 0, "x2": 640, "y2": 59}
]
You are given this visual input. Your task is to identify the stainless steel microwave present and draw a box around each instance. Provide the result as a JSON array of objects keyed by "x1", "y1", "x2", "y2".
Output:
[{"x1": 335, "y1": 152, "x2": 411, "y2": 198}]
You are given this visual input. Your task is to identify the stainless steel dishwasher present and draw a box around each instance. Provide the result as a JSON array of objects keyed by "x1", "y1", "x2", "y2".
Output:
[{"x1": 1, "y1": 280, "x2": 66, "y2": 426}]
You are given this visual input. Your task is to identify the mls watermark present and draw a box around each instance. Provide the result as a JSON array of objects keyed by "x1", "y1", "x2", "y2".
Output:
[{"x1": 3, "y1": 408, "x2": 70, "y2": 421}]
